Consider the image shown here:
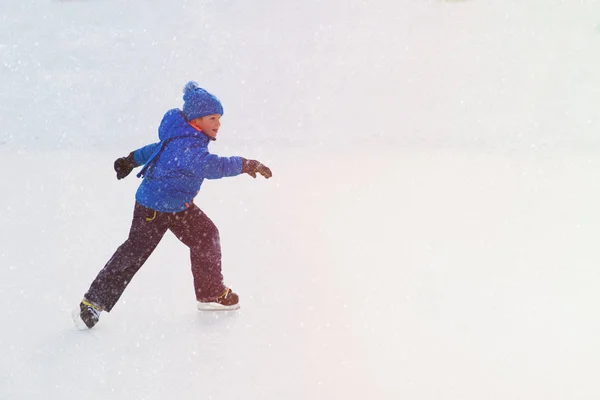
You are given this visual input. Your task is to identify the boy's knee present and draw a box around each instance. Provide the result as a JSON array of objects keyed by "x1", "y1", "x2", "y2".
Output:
[{"x1": 193, "y1": 227, "x2": 220, "y2": 249}]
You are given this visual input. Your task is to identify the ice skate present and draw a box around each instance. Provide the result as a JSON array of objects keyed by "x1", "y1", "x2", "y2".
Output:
[
  {"x1": 72, "y1": 299, "x2": 102, "y2": 329},
  {"x1": 197, "y1": 288, "x2": 240, "y2": 311}
]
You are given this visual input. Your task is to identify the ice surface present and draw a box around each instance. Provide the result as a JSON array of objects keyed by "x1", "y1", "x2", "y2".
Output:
[{"x1": 1, "y1": 0, "x2": 600, "y2": 399}]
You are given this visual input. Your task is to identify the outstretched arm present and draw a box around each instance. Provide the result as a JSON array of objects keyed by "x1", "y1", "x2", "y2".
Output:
[
  {"x1": 114, "y1": 152, "x2": 138, "y2": 180},
  {"x1": 200, "y1": 152, "x2": 272, "y2": 180},
  {"x1": 240, "y1": 158, "x2": 272, "y2": 179},
  {"x1": 113, "y1": 142, "x2": 160, "y2": 180}
]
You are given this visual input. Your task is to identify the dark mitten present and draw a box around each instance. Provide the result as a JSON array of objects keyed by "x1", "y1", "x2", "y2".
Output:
[
  {"x1": 241, "y1": 158, "x2": 272, "y2": 179},
  {"x1": 114, "y1": 152, "x2": 138, "y2": 180}
]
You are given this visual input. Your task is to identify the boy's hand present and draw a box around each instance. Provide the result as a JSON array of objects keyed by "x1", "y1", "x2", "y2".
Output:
[
  {"x1": 114, "y1": 152, "x2": 138, "y2": 180},
  {"x1": 241, "y1": 158, "x2": 272, "y2": 179}
]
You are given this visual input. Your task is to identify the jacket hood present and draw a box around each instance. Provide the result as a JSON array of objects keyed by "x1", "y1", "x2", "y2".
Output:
[
  {"x1": 158, "y1": 108, "x2": 208, "y2": 143},
  {"x1": 136, "y1": 109, "x2": 209, "y2": 178}
]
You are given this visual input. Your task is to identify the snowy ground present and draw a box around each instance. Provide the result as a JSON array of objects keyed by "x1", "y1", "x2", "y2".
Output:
[{"x1": 2, "y1": 0, "x2": 600, "y2": 399}]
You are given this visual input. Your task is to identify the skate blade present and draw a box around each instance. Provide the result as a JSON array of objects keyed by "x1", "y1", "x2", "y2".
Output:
[
  {"x1": 197, "y1": 302, "x2": 240, "y2": 311},
  {"x1": 71, "y1": 308, "x2": 90, "y2": 330}
]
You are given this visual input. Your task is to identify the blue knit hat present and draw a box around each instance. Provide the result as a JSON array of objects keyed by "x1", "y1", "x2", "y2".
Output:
[{"x1": 181, "y1": 81, "x2": 224, "y2": 120}]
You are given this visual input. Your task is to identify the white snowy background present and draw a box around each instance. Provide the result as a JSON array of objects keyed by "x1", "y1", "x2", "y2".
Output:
[{"x1": 2, "y1": 0, "x2": 600, "y2": 399}]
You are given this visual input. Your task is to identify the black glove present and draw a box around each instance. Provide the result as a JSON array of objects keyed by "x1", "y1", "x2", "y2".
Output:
[
  {"x1": 241, "y1": 158, "x2": 272, "y2": 179},
  {"x1": 114, "y1": 152, "x2": 138, "y2": 180}
]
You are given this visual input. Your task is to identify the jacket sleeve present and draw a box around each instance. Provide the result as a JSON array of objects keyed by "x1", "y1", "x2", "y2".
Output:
[
  {"x1": 133, "y1": 143, "x2": 160, "y2": 166},
  {"x1": 198, "y1": 152, "x2": 244, "y2": 180}
]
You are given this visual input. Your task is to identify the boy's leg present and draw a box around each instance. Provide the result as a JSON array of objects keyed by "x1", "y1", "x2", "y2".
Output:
[
  {"x1": 84, "y1": 203, "x2": 169, "y2": 311},
  {"x1": 169, "y1": 204, "x2": 227, "y2": 301}
]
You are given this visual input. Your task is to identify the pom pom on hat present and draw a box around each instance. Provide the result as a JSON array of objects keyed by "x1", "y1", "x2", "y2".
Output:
[
  {"x1": 182, "y1": 81, "x2": 224, "y2": 120},
  {"x1": 183, "y1": 81, "x2": 200, "y2": 94}
]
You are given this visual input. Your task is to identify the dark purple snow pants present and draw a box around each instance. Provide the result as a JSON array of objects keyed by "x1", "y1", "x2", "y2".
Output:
[{"x1": 84, "y1": 202, "x2": 226, "y2": 311}]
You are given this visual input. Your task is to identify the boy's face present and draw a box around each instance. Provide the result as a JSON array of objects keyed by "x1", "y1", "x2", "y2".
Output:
[{"x1": 191, "y1": 114, "x2": 221, "y2": 139}]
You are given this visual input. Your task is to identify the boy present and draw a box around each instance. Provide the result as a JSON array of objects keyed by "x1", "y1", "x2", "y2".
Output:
[{"x1": 73, "y1": 81, "x2": 272, "y2": 329}]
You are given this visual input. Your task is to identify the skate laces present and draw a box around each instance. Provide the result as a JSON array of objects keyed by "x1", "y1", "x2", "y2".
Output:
[
  {"x1": 89, "y1": 307, "x2": 100, "y2": 318},
  {"x1": 82, "y1": 299, "x2": 102, "y2": 316},
  {"x1": 199, "y1": 288, "x2": 231, "y2": 303},
  {"x1": 218, "y1": 288, "x2": 232, "y2": 299}
]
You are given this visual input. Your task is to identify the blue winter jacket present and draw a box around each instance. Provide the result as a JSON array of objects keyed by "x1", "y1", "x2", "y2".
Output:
[{"x1": 132, "y1": 109, "x2": 243, "y2": 213}]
